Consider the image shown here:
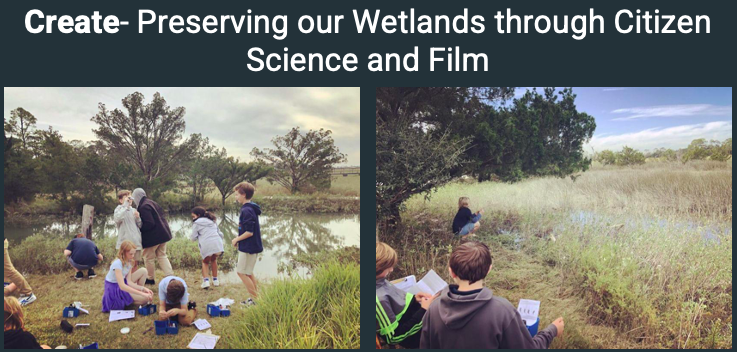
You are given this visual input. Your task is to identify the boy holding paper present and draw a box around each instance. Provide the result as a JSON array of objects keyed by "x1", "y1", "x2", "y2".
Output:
[
  {"x1": 375, "y1": 242, "x2": 435, "y2": 349},
  {"x1": 420, "y1": 241, "x2": 564, "y2": 349}
]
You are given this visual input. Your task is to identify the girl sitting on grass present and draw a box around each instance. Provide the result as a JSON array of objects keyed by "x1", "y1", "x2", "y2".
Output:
[
  {"x1": 452, "y1": 197, "x2": 484, "y2": 237},
  {"x1": 190, "y1": 206, "x2": 225, "y2": 289},
  {"x1": 4, "y1": 296, "x2": 50, "y2": 349},
  {"x1": 101, "y1": 240, "x2": 154, "y2": 312}
]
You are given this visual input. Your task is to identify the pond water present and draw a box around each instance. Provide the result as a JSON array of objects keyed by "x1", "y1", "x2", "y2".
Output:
[{"x1": 4, "y1": 211, "x2": 360, "y2": 279}]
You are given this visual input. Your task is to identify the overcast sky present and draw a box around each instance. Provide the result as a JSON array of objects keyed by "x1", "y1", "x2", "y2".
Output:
[
  {"x1": 515, "y1": 87, "x2": 732, "y2": 152},
  {"x1": 3, "y1": 87, "x2": 360, "y2": 166}
]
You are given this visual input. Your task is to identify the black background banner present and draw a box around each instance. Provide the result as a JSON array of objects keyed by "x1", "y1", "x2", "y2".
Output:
[{"x1": 1, "y1": 1, "x2": 735, "y2": 350}]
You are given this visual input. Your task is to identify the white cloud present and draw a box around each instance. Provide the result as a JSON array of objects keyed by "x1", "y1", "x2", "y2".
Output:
[
  {"x1": 588, "y1": 121, "x2": 732, "y2": 151},
  {"x1": 602, "y1": 87, "x2": 626, "y2": 92},
  {"x1": 612, "y1": 104, "x2": 732, "y2": 121}
]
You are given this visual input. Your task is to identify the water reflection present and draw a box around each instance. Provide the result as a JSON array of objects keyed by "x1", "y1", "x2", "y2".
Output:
[{"x1": 4, "y1": 211, "x2": 360, "y2": 279}]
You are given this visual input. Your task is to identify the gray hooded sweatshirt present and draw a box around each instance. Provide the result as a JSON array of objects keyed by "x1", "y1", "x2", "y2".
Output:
[
  {"x1": 190, "y1": 217, "x2": 225, "y2": 259},
  {"x1": 420, "y1": 285, "x2": 558, "y2": 349}
]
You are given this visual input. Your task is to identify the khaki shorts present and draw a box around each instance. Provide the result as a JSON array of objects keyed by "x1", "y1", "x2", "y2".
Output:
[{"x1": 236, "y1": 252, "x2": 258, "y2": 275}]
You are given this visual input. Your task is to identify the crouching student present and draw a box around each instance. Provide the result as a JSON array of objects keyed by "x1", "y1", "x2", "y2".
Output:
[
  {"x1": 64, "y1": 234, "x2": 103, "y2": 280},
  {"x1": 101, "y1": 241, "x2": 153, "y2": 312},
  {"x1": 158, "y1": 276, "x2": 196, "y2": 326},
  {"x1": 375, "y1": 242, "x2": 435, "y2": 349},
  {"x1": 452, "y1": 197, "x2": 483, "y2": 237},
  {"x1": 4, "y1": 296, "x2": 51, "y2": 349},
  {"x1": 420, "y1": 241, "x2": 564, "y2": 349}
]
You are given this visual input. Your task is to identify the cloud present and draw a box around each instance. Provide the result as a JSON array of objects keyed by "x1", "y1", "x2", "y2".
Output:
[
  {"x1": 611, "y1": 104, "x2": 732, "y2": 121},
  {"x1": 588, "y1": 121, "x2": 732, "y2": 151},
  {"x1": 602, "y1": 87, "x2": 626, "y2": 92}
]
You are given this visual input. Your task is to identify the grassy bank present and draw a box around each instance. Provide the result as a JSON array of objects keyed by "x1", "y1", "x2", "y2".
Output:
[
  {"x1": 383, "y1": 162, "x2": 732, "y2": 349},
  {"x1": 10, "y1": 236, "x2": 239, "y2": 275},
  {"x1": 9, "y1": 250, "x2": 359, "y2": 349}
]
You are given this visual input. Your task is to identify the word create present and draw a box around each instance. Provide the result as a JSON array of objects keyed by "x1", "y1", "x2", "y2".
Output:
[{"x1": 25, "y1": 9, "x2": 125, "y2": 34}]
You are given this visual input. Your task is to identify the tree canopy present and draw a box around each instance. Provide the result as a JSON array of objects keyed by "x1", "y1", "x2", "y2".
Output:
[
  {"x1": 251, "y1": 127, "x2": 346, "y2": 194},
  {"x1": 376, "y1": 87, "x2": 597, "y2": 229}
]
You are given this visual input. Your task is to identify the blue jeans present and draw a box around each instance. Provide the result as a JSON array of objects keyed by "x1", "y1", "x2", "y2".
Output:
[{"x1": 457, "y1": 214, "x2": 482, "y2": 236}]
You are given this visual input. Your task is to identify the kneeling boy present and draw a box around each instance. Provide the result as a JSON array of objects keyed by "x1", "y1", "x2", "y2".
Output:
[
  {"x1": 375, "y1": 242, "x2": 435, "y2": 349},
  {"x1": 420, "y1": 241, "x2": 564, "y2": 349}
]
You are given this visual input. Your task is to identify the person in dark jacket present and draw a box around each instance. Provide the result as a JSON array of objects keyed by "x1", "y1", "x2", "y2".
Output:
[
  {"x1": 132, "y1": 188, "x2": 173, "y2": 285},
  {"x1": 420, "y1": 241, "x2": 564, "y2": 349},
  {"x1": 64, "y1": 234, "x2": 103, "y2": 280},
  {"x1": 4, "y1": 296, "x2": 50, "y2": 349},
  {"x1": 231, "y1": 182, "x2": 263, "y2": 306},
  {"x1": 375, "y1": 242, "x2": 435, "y2": 349},
  {"x1": 452, "y1": 197, "x2": 483, "y2": 237}
]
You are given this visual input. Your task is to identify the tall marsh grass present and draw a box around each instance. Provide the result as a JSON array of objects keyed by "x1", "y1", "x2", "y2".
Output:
[{"x1": 384, "y1": 162, "x2": 732, "y2": 348}]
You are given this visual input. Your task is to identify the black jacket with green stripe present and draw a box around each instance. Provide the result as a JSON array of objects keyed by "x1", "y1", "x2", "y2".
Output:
[{"x1": 376, "y1": 278, "x2": 426, "y2": 349}]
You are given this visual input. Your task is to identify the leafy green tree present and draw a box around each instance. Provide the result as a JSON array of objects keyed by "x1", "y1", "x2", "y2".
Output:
[
  {"x1": 596, "y1": 150, "x2": 617, "y2": 165},
  {"x1": 682, "y1": 139, "x2": 712, "y2": 163},
  {"x1": 182, "y1": 134, "x2": 217, "y2": 206},
  {"x1": 35, "y1": 127, "x2": 81, "y2": 206},
  {"x1": 251, "y1": 128, "x2": 346, "y2": 194},
  {"x1": 615, "y1": 146, "x2": 646, "y2": 166},
  {"x1": 376, "y1": 115, "x2": 468, "y2": 232},
  {"x1": 5, "y1": 108, "x2": 38, "y2": 151},
  {"x1": 4, "y1": 112, "x2": 42, "y2": 203},
  {"x1": 91, "y1": 92, "x2": 198, "y2": 196},
  {"x1": 207, "y1": 149, "x2": 271, "y2": 206}
]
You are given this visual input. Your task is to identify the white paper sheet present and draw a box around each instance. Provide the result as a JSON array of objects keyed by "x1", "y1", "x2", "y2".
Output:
[
  {"x1": 109, "y1": 310, "x2": 135, "y2": 322},
  {"x1": 517, "y1": 299, "x2": 540, "y2": 326},
  {"x1": 406, "y1": 270, "x2": 448, "y2": 296},
  {"x1": 209, "y1": 298, "x2": 235, "y2": 309},
  {"x1": 193, "y1": 319, "x2": 212, "y2": 331},
  {"x1": 188, "y1": 333, "x2": 220, "y2": 349},
  {"x1": 391, "y1": 275, "x2": 417, "y2": 292}
]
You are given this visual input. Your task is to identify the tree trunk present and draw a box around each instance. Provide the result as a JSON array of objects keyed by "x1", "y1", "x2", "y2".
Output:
[{"x1": 81, "y1": 205, "x2": 94, "y2": 240}]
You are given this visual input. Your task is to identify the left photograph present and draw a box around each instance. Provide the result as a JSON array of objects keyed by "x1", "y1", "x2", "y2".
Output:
[{"x1": 3, "y1": 87, "x2": 360, "y2": 349}]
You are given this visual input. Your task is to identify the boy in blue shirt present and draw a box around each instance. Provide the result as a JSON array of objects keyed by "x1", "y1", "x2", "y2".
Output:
[{"x1": 231, "y1": 181, "x2": 263, "y2": 306}]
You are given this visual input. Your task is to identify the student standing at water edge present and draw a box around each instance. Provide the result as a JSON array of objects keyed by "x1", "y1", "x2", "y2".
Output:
[
  {"x1": 190, "y1": 206, "x2": 225, "y2": 289},
  {"x1": 231, "y1": 182, "x2": 263, "y2": 306},
  {"x1": 114, "y1": 190, "x2": 142, "y2": 270},
  {"x1": 132, "y1": 188, "x2": 174, "y2": 285},
  {"x1": 3, "y1": 239, "x2": 36, "y2": 306},
  {"x1": 64, "y1": 234, "x2": 103, "y2": 280},
  {"x1": 101, "y1": 240, "x2": 153, "y2": 312}
]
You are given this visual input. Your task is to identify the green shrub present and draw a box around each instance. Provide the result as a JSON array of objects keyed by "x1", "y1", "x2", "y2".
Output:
[{"x1": 9, "y1": 234, "x2": 236, "y2": 275}]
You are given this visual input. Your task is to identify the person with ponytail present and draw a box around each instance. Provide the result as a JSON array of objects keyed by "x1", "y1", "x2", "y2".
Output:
[
  {"x1": 101, "y1": 240, "x2": 153, "y2": 312},
  {"x1": 189, "y1": 207, "x2": 224, "y2": 289}
]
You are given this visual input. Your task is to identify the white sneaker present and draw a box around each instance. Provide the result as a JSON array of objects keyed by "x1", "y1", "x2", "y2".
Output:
[
  {"x1": 19, "y1": 293, "x2": 37, "y2": 306},
  {"x1": 212, "y1": 278, "x2": 220, "y2": 287},
  {"x1": 201, "y1": 279, "x2": 210, "y2": 289}
]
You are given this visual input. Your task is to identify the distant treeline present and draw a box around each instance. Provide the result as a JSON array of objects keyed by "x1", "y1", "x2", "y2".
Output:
[{"x1": 594, "y1": 138, "x2": 732, "y2": 166}]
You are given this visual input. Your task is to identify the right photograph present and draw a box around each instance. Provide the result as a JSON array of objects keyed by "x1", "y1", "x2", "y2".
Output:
[{"x1": 375, "y1": 87, "x2": 732, "y2": 349}]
